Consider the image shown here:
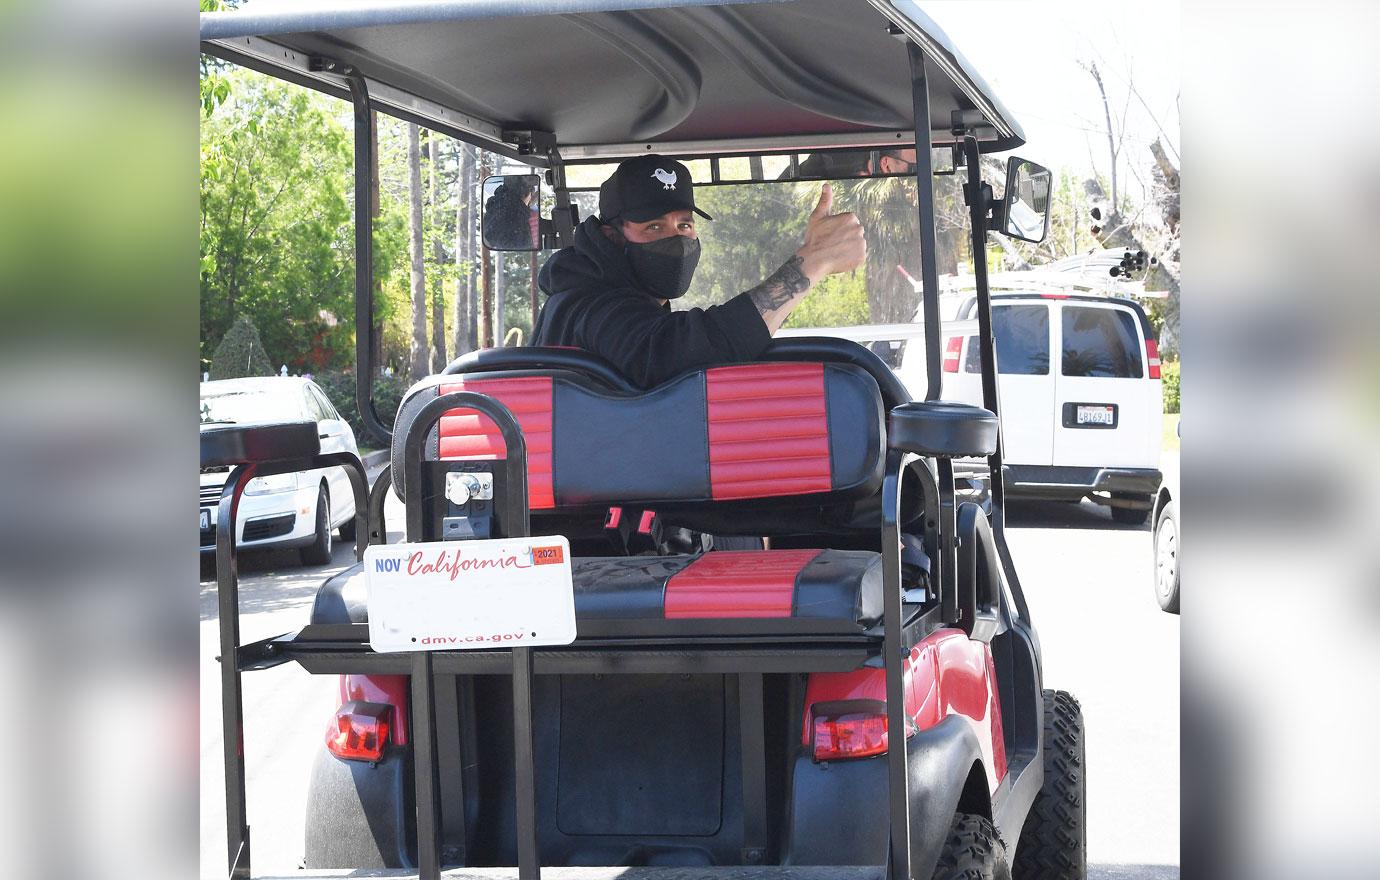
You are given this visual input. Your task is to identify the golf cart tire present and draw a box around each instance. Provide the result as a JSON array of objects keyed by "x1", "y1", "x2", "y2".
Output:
[
  {"x1": 338, "y1": 516, "x2": 357, "y2": 542},
  {"x1": 1153, "y1": 500, "x2": 1180, "y2": 614},
  {"x1": 1012, "y1": 690, "x2": 1086, "y2": 880},
  {"x1": 1110, "y1": 494, "x2": 1150, "y2": 526},
  {"x1": 931, "y1": 813, "x2": 1011, "y2": 879},
  {"x1": 300, "y1": 486, "x2": 333, "y2": 566}
]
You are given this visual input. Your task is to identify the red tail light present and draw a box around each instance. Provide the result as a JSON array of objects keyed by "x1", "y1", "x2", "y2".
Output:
[
  {"x1": 326, "y1": 701, "x2": 391, "y2": 762},
  {"x1": 942, "y1": 336, "x2": 963, "y2": 373},
  {"x1": 812, "y1": 711, "x2": 890, "y2": 761},
  {"x1": 1145, "y1": 338, "x2": 1162, "y2": 380}
]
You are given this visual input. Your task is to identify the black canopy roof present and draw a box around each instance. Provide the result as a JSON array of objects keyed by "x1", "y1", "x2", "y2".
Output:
[{"x1": 201, "y1": 0, "x2": 1024, "y2": 164}]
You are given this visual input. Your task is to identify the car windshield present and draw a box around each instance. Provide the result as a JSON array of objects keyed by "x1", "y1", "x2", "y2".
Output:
[{"x1": 200, "y1": 386, "x2": 307, "y2": 424}]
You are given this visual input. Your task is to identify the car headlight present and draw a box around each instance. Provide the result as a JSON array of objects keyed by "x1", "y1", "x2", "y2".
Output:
[{"x1": 244, "y1": 472, "x2": 300, "y2": 495}]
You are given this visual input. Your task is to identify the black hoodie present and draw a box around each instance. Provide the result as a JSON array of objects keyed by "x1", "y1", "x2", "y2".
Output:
[{"x1": 534, "y1": 216, "x2": 772, "y2": 389}]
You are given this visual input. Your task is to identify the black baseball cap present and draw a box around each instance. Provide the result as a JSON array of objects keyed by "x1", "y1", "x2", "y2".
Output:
[{"x1": 598, "y1": 154, "x2": 714, "y2": 224}]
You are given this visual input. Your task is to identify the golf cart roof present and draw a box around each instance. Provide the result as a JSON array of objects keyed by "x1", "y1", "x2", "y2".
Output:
[{"x1": 201, "y1": 0, "x2": 1025, "y2": 165}]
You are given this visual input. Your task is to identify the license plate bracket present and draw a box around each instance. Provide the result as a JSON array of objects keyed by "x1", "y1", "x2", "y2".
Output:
[{"x1": 1062, "y1": 402, "x2": 1118, "y2": 429}]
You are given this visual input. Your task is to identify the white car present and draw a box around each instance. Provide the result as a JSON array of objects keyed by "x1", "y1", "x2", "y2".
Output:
[
  {"x1": 897, "y1": 292, "x2": 1163, "y2": 524},
  {"x1": 199, "y1": 377, "x2": 360, "y2": 566}
]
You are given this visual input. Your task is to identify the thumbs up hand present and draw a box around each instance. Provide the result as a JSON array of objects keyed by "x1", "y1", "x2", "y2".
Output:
[{"x1": 796, "y1": 183, "x2": 867, "y2": 283}]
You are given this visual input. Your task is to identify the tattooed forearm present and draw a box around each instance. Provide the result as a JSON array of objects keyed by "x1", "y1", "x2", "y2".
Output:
[{"x1": 747, "y1": 256, "x2": 811, "y2": 316}]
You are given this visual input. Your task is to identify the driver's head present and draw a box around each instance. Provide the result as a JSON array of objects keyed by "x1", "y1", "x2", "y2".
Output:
[
  {"x1": 597, "y1": 155, "x2": 714, "y2": 300},
  {"x1": 873, "y1": 149, "x2": 918, "y2": 175}
]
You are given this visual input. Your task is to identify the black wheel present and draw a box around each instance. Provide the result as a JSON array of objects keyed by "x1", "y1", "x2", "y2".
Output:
[
  {"x1": 338, "y1": 515, "x2": 357, "y2": 542},
  {"x1": 1013, "y1": 690, "x2": 1086, "y2": 880},
  {"x1": 1153, "y1": 500, "x2": 1180, "y2": 614},
  {"x1": 931, "y1": 812, "x2": 1011, "y2": 879},
  {"x1": 1110, "y1": 494, "x2": 1150, "y2": 526},
  {"x1": 300, "y1": 486, "x2": 333, "y2": 566}
]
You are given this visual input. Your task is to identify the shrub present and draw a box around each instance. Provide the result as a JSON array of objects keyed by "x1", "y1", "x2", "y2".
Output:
[
  {"x1": 1161, "y1": 360, "x2": 1180, "y2": 414},
  {"x1": 316, "y1": 368, "x2": 409, "y2": 444},
  {"x1": 210, "y1": 315, "x2": 275, "y2": 379}
]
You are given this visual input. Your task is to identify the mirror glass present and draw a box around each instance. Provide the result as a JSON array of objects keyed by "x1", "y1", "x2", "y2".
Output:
[
  {"x1": 481, "y1": 174, "x2": 542, "y2": 251},
  {"x1": 1003, "y1": 158, "x2": 1052, "y2": 243}
]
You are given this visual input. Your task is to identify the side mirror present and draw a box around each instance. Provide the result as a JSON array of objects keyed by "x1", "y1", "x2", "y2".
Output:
[
  {"x1": 481, "y1": 174, "x2": 543, "y2": 251},
  {"x1": 1001, "y1": 157, "x2": 1052, "y2": 243}
]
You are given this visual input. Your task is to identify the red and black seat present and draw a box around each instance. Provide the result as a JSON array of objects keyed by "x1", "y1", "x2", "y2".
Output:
[{"x1": 314, "y1": 342, "x2": 910, "y2": 638}]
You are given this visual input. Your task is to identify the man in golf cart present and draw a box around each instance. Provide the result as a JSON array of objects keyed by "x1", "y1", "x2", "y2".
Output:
[{"x1": 533, "y1": 154, "x2": 867, "y2": 388}]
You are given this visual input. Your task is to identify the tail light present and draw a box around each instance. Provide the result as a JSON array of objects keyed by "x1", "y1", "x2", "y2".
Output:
[
  {"x1": 942, "y1": 336, "x2": 963, "y2": 373},
  {"x1": 810, "y1": 699, "x2": 914, "y2": 761},
  {"x1": 1145, "y1": 338, "x2": 1162, "y2": 380},
  {"x1": 326, "y1": 701, "x2": 392, "y2": 762}
]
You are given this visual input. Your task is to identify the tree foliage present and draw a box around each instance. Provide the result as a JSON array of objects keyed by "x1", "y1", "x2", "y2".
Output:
[{"x1": 200, "y1": 68, "x2": 354, "y2": 371}]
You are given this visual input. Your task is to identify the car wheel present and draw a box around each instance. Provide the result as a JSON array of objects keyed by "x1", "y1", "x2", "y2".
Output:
[
  {"x1": 1110, "y1": 493, "x2": 1151, "y2": 526},
  {"x1": 300, "y1": 486, "x2": 333, "y2": 566},
  {"x1": 1012, "y1": 690, "x2": 1086, "y2": 880},
  {"x1": 931, "y1": 812, "x2": 1011, "y2": 879},
  {"x1": 1153, "y1": 500, "x2": 1180, "y2": 614}
]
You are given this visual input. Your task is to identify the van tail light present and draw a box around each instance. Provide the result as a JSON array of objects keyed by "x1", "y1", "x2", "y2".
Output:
[
  {"x1": 326, "y1": 701, "x2": 391, "y2": 762},
  {"x1": 1145, "y1": 338, "x2": 1162, "y2": 379},
  {"x1": 942, "y1": 336, "x2": 963, "y2": 373},
  {"x1": 811, "y1": 700, "x2": 913, "y2": 761}
]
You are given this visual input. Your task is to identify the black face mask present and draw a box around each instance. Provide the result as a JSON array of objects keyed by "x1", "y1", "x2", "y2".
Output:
[{"x1": 624, "y1": 235, "x2": 701, "y2": 300}]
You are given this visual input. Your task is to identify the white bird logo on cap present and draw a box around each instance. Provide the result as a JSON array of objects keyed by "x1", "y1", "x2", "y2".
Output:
[{"x1": 651, "y1": 168, "x2": 678, "y2": 190}]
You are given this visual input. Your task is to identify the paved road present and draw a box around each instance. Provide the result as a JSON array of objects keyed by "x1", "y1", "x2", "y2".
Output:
[{"x1": 200, "y1": 471, "x2": 1179, "y2": 878}]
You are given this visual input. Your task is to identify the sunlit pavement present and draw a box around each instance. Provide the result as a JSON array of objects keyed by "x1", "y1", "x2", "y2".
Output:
[{"x1": 201, "y1": 475, "x2": 1178, "y2": 878}]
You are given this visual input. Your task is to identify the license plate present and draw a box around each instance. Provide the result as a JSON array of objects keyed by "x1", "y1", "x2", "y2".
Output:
[
  {"x1": 200, "y1": 509, "x2": 211, "y2": 530},
  {"x1": 365, "y1": 537, "x2": 577, "y2": 653},
  {"x1": 1076, "y1": 405, "x2": 1115, "y2": 425}
]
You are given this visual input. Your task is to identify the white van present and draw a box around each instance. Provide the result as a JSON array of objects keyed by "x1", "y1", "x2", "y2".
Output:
[{"x1": 896, "y1": 293, "x2": 1163, "y2": 524}]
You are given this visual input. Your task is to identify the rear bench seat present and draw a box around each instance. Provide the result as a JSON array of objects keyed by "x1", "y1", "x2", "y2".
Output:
[{"x1": 317, "y1": 355, "x2": 892, "y2": 640}]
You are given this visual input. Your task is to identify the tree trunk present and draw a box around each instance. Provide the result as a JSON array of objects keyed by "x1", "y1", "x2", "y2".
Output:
[
  {"x1": 406, "y1": 123, "x2": 429, "y2": 381},
  {"x1": 453, "y1": 143, "x2": 474, "y2": 357},
  {"x1": 494, "y1": 252, "x2": 507, "y2": 344},
  {"x1": 428, "y1": 133, "x2": 448, "y2": 371}
]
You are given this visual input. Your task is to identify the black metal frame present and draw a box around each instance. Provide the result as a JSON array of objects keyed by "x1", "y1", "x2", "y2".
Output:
[{"x1": 214, "y1": 446, "x2": 369, "y2": 880}]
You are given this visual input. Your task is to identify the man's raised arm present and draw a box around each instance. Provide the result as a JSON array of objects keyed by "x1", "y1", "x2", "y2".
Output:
[{"x1": 746, "y1": 183, "x2": 868, "y2": 333}]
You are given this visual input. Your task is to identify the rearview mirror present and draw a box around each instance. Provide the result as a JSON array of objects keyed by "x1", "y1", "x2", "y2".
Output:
[
  {"x1": 481, "y1": 174, "x2": 542, "y2": 251},
  {"x1": 1002, "y1": 157, "x2": 1051, "y2": 243}
]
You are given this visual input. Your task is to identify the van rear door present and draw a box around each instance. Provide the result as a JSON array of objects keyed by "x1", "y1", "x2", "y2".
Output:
[
  {"x1": 1051, "y1": 302, "x2": 1160, "y2": 469},
  {"x1": 953, "y1": 303, "x2": 1055, "y2": 466}
]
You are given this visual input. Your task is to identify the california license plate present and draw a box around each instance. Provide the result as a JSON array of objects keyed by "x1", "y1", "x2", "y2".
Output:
[
  {"x1": 365, "y1": 537, "x2": 577, "y2": 653},
  {"x1": 200, "y1": 509, "x2": 212, "y2": 530},
  {"x1": 1076, "y1": 405, "x2": 1115, "y2": 426}
]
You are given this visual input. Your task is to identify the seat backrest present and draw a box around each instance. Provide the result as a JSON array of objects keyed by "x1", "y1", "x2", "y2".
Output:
[{"x1": 391, "y1": 356, "x2": 886, "y2": 516}]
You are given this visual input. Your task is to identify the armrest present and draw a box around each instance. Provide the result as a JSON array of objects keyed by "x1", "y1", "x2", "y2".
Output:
[
  {"x1": 888, "y1": 401, "x2": 997, "y2": 459},
  {"x1": 199, "y1": 420, "x2": 321, "y2": 469}
]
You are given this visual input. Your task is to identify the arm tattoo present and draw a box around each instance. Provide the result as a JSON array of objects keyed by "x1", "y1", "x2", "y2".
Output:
[{"x1": 747, "y1": 256, "x2": 811, "y2": 315}]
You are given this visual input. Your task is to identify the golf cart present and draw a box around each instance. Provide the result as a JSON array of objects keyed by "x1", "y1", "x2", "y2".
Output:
[{"x1": 200, "y1": 2, "x2": 1085, "y2": 878}]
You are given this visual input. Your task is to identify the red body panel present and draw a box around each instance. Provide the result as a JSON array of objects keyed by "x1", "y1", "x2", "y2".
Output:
[
  {"x1": 663, "y1": 549, "x2": 820, "y2": 618},
  {"x1": 705, "y1": 364, "x2": 832, "y2": 500},
  {"x1": 800, "y1": 629, "x2": 1007, "y2": 790},
  {"x1": 437, "y1": 377, "x2": 555, "y2": 509},
  {"x1": 339, "y1": 674, "x2": 410, "y2": 745}
]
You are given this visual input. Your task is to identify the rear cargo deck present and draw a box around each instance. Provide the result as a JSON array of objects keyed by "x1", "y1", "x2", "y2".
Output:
[{"x1": 256, "y1": 868, "x2": 887, "y2": 879}]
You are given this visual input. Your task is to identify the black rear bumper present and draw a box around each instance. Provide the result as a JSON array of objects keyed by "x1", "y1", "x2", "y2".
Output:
[{"x1": 1003, "y1": 465, "x2": 1162, "y2": 506}]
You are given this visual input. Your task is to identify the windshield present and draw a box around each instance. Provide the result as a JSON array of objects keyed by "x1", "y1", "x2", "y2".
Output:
[{"x1": 199, "y1": 386, "x2": 308, "y2": 424}]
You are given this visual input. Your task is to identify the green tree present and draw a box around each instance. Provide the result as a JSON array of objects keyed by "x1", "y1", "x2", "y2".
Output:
[
  {"x1": 209, "y1": 314, "x2": 275, "y2": 379},
  {"x1": 200, "y1": 68, "x2": 355, "y2": 371}
]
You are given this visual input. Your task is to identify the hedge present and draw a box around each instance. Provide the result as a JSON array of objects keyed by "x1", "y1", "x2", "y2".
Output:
[
  {"x1": 314, "y1": 369, "x2": 408, "y2": 444},
  {"x1": 1161, "y1": 361, "x2": 1180, "y2": 414},
  {"x1": 210, "y1": 315, "x2": 275, "y2": 379}
]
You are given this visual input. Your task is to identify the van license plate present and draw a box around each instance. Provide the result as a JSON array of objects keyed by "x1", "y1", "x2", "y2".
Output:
[
  {"x1": 1076, "y1": 405, "x2": 1115, "y2": 426},
  {"x1": 200, "y1": 509, "x2": 211, "y2": 530}
]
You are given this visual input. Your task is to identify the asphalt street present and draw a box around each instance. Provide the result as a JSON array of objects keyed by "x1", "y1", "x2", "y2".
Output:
[{"x1": 200, "y1": 458, "x2": 1179, "y2": 878}]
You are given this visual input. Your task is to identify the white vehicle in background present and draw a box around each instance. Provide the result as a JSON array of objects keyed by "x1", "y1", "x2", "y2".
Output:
[
  {"x1": 199, "y1": 377, "x2": 360, "y2": 565},
  {"x1": 785, "y1": 260, "x2": 1165, "y2": 524},
  {"x1": 904, "y1": 290, "x2": 1163, "y2": 524}
]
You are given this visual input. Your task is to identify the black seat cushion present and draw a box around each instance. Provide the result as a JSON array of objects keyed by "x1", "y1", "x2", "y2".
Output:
[{"x1": 312, "y1": 548, "x2": 882, "y2": 638}]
